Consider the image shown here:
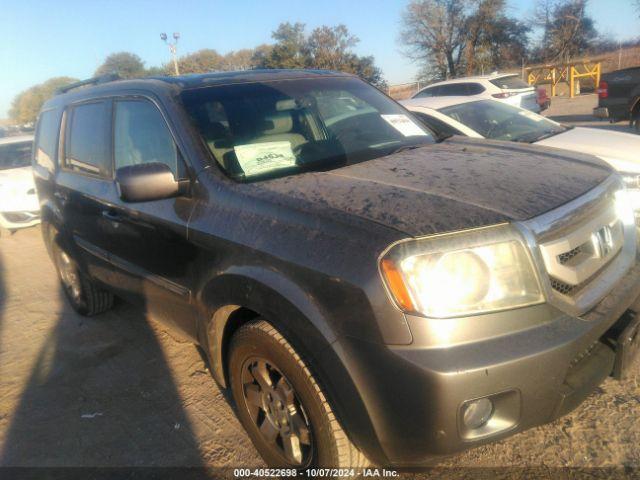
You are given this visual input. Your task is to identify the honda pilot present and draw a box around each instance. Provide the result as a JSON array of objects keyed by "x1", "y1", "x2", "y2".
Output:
[{"x1": 33, "y1": 70, "x2": 640, "y2": 468}]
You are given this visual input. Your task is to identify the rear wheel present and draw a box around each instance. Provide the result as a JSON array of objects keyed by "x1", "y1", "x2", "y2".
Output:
[
  {"x1": 228, "y1": 319, "x2": 367, "y2": 468},
  {"x1": 53, "y1": 242, "x2": 114, "y2": 316}
]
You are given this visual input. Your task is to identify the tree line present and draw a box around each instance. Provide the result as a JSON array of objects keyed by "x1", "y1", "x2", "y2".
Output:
[
  {"x1": 9, "y1": 22, "x2": 384, "y2": 124},
  {"x1": 9, "y1": 2, "x2": 640, "y2": 124}
]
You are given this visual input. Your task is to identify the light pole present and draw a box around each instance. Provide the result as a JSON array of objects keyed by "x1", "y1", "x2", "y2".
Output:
[{"x1": 161, "y1": 32, "x2": 180, "y2": 76}]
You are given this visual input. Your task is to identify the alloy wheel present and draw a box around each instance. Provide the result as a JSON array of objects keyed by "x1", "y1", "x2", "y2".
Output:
[
  {"x1": 57, "y1": 250, "x2": 82, "y2": 302},
  {"x1": 241, "y1": 358, "x2": 314, "y2": 466}
]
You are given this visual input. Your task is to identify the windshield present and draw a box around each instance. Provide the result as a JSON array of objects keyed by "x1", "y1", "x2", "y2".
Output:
[
  {"x1": 0, "y1": 141, "x2": 32, "y2": 171},
  {"x1": 439, "y1": 100, "x2": 566, "y2": 143},
  {"x1": 181, "y1": 77, "x2": 434, "y2": 181}
]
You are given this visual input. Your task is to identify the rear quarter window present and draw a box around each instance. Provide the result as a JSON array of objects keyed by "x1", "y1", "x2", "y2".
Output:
[
  {"x1": 35, "y1": 109, "x2": 62, "y2": 171},
  {"x1": 490, "y1": 76, "x2": 530, "y2": 90}
]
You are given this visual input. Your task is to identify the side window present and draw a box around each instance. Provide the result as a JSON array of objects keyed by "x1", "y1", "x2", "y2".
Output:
[
  {"x1": 114, "y1": 100, "x2": 184, "y2": 179},
  {"x1": 35, "y1": 109, "x2": 61, "y2": 171},
  {"x1": 65, "y1": 102, "x2": 111, "y2": 177},
  {"x1": 414, "y1": 86, "x2": 437, "y2": 98},
  {"x1": 467, "y1": 83, "x2": 486, "y2": 95},
  {"x1": 439, "y1": 84, "x2": 470, "y2": 96}
]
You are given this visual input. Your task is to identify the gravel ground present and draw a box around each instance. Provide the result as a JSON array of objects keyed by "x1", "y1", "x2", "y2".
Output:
[{"x1": 0, "y1": 94, "x2": 639, "y2": 477}]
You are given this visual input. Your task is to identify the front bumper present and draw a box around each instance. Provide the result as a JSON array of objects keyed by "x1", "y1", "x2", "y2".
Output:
[{"x1": 334, "y1": 260, "x2": 640, "y2": 466}]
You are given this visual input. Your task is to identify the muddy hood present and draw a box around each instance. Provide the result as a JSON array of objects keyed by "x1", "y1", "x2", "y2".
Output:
[{"x1": 255, "y1": 137, "x2": 613, "y2": 237}]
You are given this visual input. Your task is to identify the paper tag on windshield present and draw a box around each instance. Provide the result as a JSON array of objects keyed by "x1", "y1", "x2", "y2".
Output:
[
  {"x1": 234, "y1": 141, "x2": 296, "y2": 177},
  {"x1": 518, "y1": 110, "x2": 544, "y2": 122},
  {"x1": 381, "y1": 114, "x2": 428, "y2": 137}
]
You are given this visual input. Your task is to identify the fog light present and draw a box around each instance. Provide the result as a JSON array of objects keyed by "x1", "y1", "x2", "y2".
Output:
[{"x1": 462, "y1": 398, "x2": 493, "y2": 429}]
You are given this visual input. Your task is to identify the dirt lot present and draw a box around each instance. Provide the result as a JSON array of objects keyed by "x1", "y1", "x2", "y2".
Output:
[{"x1": 0, "y1": 94, "x2": 639, "y2": 477}]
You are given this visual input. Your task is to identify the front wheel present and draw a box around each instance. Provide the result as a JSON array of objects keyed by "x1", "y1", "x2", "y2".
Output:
[
  {"x1": 53, "y1": 241, "x2": 114, "y2": 316},
  {"x1": 228, "y1": 319, "x2": 368, "y2": 468}
]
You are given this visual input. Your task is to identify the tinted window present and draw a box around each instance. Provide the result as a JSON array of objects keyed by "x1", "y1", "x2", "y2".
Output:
[
  {"x1": 439, "y1": 83, "x2": 472, "y2": 96},
  {"x1": 0, "y1": 141, "x2": 32, "y2": 170},
  {"x1": 35, "y1": 109, "x2": 61, "y2": 170},
  {"x1": 490, "y1": 75, "x2": 530, "y2": 90},
  {"x1": 467, "y1": 83, "x2": 486, "y2": 95},
  {"x1": 182, "y1": 77, "x2": 433, "y2": 181},
  {"x1": 413, "y1": 86, "x2": 439, "y2": 98},
  {"x1": 413, "y1": 112, "x2": 461, "y2": 137},
  {"x1": 65, "y1": 102, "x2": 111, "y2": 177},
  {"x1": 114, "y1": 100, "x2": 183, "y2": 179},
  {"x1": 439, "y1": 100, "x2": 565, "y2": 142}
]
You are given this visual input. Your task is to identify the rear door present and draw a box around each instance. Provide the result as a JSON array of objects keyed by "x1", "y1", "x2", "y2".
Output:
[
  {"x1": 106, "y1": 97, "x2": 198, "y2": 338},
  {"x1": 56, "y1": 99, "x2": 121, "y2": 285}
]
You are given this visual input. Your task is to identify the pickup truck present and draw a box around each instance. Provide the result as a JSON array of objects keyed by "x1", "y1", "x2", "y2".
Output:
[{"x1": 594, "y1": 66, "x2": 640, "y2": 132}]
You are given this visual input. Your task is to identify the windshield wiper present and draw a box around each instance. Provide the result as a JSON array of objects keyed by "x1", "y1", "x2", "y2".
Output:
[
  {"x1": 435, "y1": 133, "x2": 454, "y2": 143},
  {"x1": 388, "y1": 144, "x2": 428, "y2": 155}
]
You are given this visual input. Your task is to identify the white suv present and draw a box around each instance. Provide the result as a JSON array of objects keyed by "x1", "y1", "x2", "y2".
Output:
[{"x1": 412, "y1": 73, "x2": 541, "y2": 112}]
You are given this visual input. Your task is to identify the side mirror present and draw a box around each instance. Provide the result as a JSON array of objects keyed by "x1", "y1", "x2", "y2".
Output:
[{"x1": 115, "y1": 162, "x2": 179, "y2": 203}]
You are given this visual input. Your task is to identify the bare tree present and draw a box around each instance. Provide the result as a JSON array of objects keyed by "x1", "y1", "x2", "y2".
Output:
[
  {"x1": 400, "y1": 0, "x2": 470, "y2": 79},
  {"x1": 532, "y1": 0, "x2": 597, "y2": 63}
]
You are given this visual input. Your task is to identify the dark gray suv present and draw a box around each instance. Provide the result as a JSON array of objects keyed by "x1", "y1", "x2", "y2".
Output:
[{"x1": 32, "y1": 69, "x2": 640, "y2": 468}]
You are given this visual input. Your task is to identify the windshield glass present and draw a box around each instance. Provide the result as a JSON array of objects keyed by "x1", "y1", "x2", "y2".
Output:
[
  {"x1": 0, "y1": 141, "x2": 32, "y2": 171},
  {"x1": 181, "y1": 77, "x2": 434, "y2": 181},
  {"x1": 439, "y1": 100, "x2": 566, "y2": 143}
]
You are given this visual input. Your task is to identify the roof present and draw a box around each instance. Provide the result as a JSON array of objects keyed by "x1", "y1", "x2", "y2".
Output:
[
  {"x1": 43, "y1": 69, "x2": 355, "y2": 110},
  {"x1": 150, "y1": 69, "x2": 354, "y2": 89},
  {"x1": 425, "y1": 73, "x2": 517, "y2": 87},
  {"x1": 0, "y1": 135, "x2": 33, "y2": 146},
  {"x1": 401, "y1": 96, "x2": 484, "y2": 110}
]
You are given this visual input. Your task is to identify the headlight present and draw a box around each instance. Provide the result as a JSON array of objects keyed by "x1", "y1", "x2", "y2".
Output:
[
  {"x1": 380, "y1": 224, "x2": 544, "y2": 318},
  {"x1": 620, "y1": 173, "x2": 640, "y2": 216}
]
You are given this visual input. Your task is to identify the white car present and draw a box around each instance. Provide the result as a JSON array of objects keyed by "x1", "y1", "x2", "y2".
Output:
[
  {"x1": 402, "y1": 95, "x2": 640, "y2": 211},
  {"x1": 411, "y1": 73, "x2": 541, "y2": 113},
  {"x1": 0, "y1": 135, "x2": 40, "y2": 232}
]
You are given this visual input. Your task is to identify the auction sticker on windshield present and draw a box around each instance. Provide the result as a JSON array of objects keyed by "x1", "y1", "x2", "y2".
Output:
[
  {"x1": 381, "y1": 114, "x2": 428, "y2": 137},
  {"x1": 234, "y1": 141, "x2": 297, "y2": 176}
]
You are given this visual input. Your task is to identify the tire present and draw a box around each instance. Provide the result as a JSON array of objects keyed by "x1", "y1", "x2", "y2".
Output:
[
  {"x1": 52, "y1": 241, "x2": 114, "y2": 316},
  {"x1": 228, "y1": 319, "x2": 368, "y2": 469}
]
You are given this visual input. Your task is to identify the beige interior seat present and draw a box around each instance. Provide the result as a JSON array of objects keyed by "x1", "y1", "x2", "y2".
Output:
[{"x1": 249, "y1": 112, "x2": 307, "y2": 151}]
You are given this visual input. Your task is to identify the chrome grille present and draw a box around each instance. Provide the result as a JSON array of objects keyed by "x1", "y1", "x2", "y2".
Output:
[
  {"x1": 521, "y1": 176, "x2": 637, "y2": 317},
  {"x1": 558, "y1": 246, "x2": 582, "y2": 265}
]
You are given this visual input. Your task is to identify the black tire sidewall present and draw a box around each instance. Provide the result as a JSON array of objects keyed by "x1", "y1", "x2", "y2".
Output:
[
  {"x1": 229, "y1": 322, "x2": 339, "y2": 468},
  {"x1": 52, "y1": 241, "x2": 90, "y2": 315}
]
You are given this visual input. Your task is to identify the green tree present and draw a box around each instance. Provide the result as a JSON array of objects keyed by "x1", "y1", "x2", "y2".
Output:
[
  {"x1": 255, "y1": 23, "x2": 386, "y2": 87},
  {"x1": 260, "y1": 22, "x2": 309, "y2": 69},
  {"x1": 174, "y1": 49, "x2": 225, "y2": 74},
  {"x1": 94, "y1": 52, "x2": 146, "y2": 78},
  {"x1": 9, "y1": 77, "x2": 78, "y2": 124}
]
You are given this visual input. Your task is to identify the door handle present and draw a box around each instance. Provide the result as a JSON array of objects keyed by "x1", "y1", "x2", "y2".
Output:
[{"x1": 102, "y1": 210, "x2": 122, "y2": 222}]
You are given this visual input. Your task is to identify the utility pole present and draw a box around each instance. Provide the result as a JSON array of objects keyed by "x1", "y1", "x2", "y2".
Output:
[
  {"x1": 161, "y1": 32, "x2": 180, "y2": 76},
  {"x1": 618, "y1": 40, "x2": 623, "y2": 70}
]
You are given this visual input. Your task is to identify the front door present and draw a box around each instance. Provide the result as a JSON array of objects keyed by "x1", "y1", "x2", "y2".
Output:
[{"x1": 106, "y1": 98, "x2": 199, "y2": 339}]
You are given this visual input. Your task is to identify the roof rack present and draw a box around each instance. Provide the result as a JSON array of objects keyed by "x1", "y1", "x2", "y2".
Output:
[{"x1": 56, "y1": 73, "x2": 121, "y2": 95}]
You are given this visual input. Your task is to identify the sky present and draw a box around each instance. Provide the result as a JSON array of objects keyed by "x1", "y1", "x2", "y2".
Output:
[{"x1": 1, "y1": 0, "x2": 639, "y2": 118}]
